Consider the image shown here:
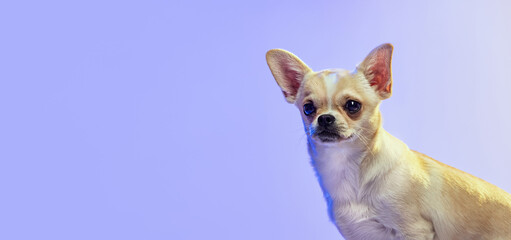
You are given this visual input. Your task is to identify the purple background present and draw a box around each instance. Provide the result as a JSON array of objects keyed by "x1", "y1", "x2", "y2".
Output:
[{"x1": 2, "y1": 0, "x2": 511, "y2": 239}]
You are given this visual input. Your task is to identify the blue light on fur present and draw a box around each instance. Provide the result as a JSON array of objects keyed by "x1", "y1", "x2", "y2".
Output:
[{"x1": 306, "y1": 126, "x2": 336, "y2": 224}]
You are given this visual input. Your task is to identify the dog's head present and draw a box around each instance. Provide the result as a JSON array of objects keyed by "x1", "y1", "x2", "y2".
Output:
[{"x1": 266, "y1": 44, "x2": 393, "y2": 146}]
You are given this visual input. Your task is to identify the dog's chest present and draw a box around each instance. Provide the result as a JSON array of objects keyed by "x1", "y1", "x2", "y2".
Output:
[
  {"x1": 333, "y1": 199, "x2": 400, "y2": 239},
  {"x1": 313, "y1": 151, "x2": 401, "y2": 239}
]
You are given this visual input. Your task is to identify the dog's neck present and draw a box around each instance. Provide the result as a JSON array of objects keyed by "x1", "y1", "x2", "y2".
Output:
[{"x1": 307, "y1": 123, "x2": 408, "y2": 206}]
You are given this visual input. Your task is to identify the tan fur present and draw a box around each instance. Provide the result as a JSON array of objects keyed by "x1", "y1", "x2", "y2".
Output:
[{"x1": 266, "y1": 44, "x2": 511, "y2": 239}]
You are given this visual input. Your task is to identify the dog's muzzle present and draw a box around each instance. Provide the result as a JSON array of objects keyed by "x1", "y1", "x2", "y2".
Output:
[{"x1": 314, "y1": 114, "x2": 341, "y2": 142}]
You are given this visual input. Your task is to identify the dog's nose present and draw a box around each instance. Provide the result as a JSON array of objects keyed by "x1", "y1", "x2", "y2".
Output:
[{"x1": 318, "y1": 114, "x2": 335, "y2": 127}]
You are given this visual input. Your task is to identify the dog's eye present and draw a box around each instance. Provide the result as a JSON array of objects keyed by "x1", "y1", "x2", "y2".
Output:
[
  {"x1": 344, "y1": 100, "x2": 361, "y2": 114},
  {"x1": 303, "y1": 103, "x2": 316, "y2": 116}
]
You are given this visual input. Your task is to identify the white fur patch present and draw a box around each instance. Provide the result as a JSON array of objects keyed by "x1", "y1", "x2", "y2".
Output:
[{"x1": 324, "y1": 72, "x2": 339, "y2": 104}]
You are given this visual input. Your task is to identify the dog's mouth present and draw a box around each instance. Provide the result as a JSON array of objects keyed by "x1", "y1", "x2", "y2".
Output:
[
  {"x1": 315, "y1": 130, "x2": 342, "y2": 142},
  {"x1": 313, "y1": 129, "x2": 355, "y2": 143}
]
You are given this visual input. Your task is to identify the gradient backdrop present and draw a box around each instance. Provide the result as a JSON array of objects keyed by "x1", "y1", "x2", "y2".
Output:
[{"x1": 2, "y1": 0, "x2": 511, "y2": 239}]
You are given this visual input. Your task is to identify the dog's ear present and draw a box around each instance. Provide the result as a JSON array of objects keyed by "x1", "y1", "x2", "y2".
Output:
[
  {"x1": 358, "y1": 43, "x2": 393, "y2": 100},
  {"x1": 266, "y1": 49, "x2": 312, "y2": 103}
]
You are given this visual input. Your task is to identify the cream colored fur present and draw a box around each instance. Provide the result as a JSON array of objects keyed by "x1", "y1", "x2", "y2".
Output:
[{"x1": 266, "y1": 44, "x2": 511, "y2": 240}]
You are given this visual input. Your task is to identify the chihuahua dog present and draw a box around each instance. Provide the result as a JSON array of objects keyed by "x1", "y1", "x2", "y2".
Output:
[{"x1": 266, "y1": 44, "x2": 511, "y2": 240}]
